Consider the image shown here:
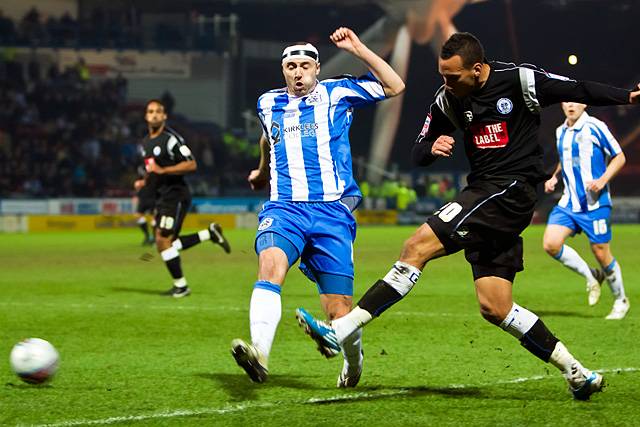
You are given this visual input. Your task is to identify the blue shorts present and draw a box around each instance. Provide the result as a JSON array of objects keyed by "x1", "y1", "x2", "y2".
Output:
[
  {"x1": 255, "y1": 200, "x2": 356, "y2": 295},
  {"x1": 547, "y1": 205, "x2": 612, "y2": 244}
]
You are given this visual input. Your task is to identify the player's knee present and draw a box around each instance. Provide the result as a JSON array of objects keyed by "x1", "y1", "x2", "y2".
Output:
[
  {"x1": 479, "y1": 302, "x2": 510, "y2": 326},
  {"x1": 543, "y1": 238, "x2": 562, "y2": 257},
  {"x1": 258, "y1": 248, "x2": 289, "y2": 282},
  {"x1": 401, "y1": 226, "x2": 443, "y2": 266},
  {"x1": 155, "y1": 235, "x2": 172, "y2": 251},
  {"x1": 591, "y1": 244, "x2": 609, "y2": 262}
]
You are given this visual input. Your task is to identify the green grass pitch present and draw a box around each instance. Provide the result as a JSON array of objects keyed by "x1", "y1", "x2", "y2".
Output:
[{"x1": 1, "y1": 225, "x2": 639, "y2": 426}]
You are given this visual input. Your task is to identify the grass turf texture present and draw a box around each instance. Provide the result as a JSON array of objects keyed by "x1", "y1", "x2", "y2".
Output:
[{"x1": 1, "y1": 225, "x2": 639, "y2": 426}]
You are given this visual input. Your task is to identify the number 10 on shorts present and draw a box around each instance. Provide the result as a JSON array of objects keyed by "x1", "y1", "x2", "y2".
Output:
[
  {"x1": 592, "y1": 219, "x2": 607, "y2": 235},
  {"x1": 435, "y1": 202, "x2": 463, "y2": 223}
]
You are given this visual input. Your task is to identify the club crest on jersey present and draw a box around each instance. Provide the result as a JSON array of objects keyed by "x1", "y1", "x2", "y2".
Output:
[
  {"x1": 464, "y1": 111, "x2": 474, "y2": 124},
  {"x1": 153, "y1": 146, "x2": 162, "y2": 156},
  {"x1": 270, "y1": 122, "x2": 281, "y2": 144},
  {"x1": 258, "y1": 217, "x2": 273, "y2": 231},
  {"x1": 496, "y1": 98, "x2": 513, "y2": 115},
  {"x1": 305, "y1": 92, "x2": 323, "y2": 105}
]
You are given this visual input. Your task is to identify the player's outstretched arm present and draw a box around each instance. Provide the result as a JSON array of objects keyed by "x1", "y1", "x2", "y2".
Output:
[
  {"x1": 150, "y1": 159, "x2": 197, "y2": 175},
  {"x1": 329, "y1": 27, "x2": 405, "y2": 97},
  {"x1": 248, "y1": 134, "x2": 270, "y2": 190},
  {"x1": 534, "y1": 72, "x2": 638, "y2": 107}
]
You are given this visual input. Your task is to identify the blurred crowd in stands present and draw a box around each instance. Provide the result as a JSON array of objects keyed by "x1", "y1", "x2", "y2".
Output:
[
  {"x1": 0, "y1": 54, "x2": 259, "y2": 199},
  {"x1": 0, "y1": 6, "x2": 227, "y2": 50}
]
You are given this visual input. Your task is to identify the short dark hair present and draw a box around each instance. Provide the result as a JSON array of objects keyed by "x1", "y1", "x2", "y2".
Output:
[
  {"x1": 146, "y1": 99, "x2": 165, "y2": 111},
  {"x1": 440, "y1": 32, "x2": 485, "y2": 68}
]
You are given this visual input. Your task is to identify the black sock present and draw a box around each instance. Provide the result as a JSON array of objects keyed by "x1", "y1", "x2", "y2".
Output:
[
  {"x1": 177, "y1": 233, "x2": 201, "y2": 251},
  {"x1": 519, "y1": 319, "x2": 560, "y2": 362},
  {"x1": 357, "y1": 279, "x2": 403, "y2": 317},
  {"x1": 165, "y1": 256, "x2": 183, "y2": 280},
  {"x1": 139, "y1": 222, "x2": 149, "y2": 239}
]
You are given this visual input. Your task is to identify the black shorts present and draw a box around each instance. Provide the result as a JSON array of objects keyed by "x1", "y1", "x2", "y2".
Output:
[
  {"x1": 136, "y1": 188, "x2": 156, "y2": 214},
  {"x1": 154, "y1": 188, "x2": 191, "y2": 237},
  {"x1": 426, "y1": 179, "x2": 537, "y2": 282}
]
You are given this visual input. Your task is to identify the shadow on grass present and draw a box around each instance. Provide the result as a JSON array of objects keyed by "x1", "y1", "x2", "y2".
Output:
[
  {"x1": 531, "y1": 309, "x2": 600, "y2": 319},
  {"x1": 110, "y1": 286, "x2": 167, "y2": 296},
  {"x1": 196, "y1": 373, "x2": 321, "y2": 400}
]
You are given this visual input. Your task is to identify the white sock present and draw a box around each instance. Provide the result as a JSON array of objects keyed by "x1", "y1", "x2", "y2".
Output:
[
  {"x1": 173, "y1": 277, "x2": 187, "y2": 288},
  {"x1": 198, "y1": 229, "x2": 211, "y2": 242},
  {"x1": 604, "y1": 259, "x2": 626, "y2": 300},
  {"x1": 341, "y1": 329, "x2": 363, "y2": 372},
  {"x1": 499, "y1": 303, "x2": 538, "y2": 339},
  {"x1": 332, "y1": 307, "x2": 372, "y2": 344},
  {"x1": 549, "y1": 341, "x2": 586, "y2": 378},
  {"x1": 383, "y1": 261, "x2": 422, "y2": 296},
  {"x1": 249, "y1": 281, "x2": 282, "y2": 359},
  {"x1": 554, "y1": 245, "x2": 596, "y2": 283}
]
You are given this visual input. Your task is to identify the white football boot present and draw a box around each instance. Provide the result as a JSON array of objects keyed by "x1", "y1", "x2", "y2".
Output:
[
  {"x1": 587, "y1": 268, "x2": 605, "y2": 306},
  {"x1": 231, "y1": 339, "x2": 268, "y2": 383},
  {"x1": 565, "y1": 362, "x2": 604, "y2": 400},
  {"x1": 337, "y1": 352, "x2": 363, "y2": 388},
  {"x1": 605, "y1": 298, "x2": 630, "y2": 320}
]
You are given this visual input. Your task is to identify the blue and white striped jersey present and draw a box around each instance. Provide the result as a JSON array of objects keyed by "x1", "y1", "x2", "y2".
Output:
[
  {"x1": 257, "y1": 73, "x2": 386, "y2": 202},
  {"x1": 556, "y1": 112, "x2": 622, "y2": 212}
]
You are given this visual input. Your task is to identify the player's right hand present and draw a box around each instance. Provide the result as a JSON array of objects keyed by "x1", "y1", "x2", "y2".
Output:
[
  {"x1": 248, "y1": 169, "x2": 268, "y2": 190},
  {"x1": 431, "y1": 135, "x2": 455, "y2": 157},
  {"x1": 544, "y1": 176, "x2": 557, "y2": 193}
]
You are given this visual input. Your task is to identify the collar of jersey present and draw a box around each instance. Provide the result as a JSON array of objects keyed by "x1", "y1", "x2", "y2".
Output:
[
  {"x1": 563, "y1": 111, "x2": 590, "y2": 131},
  {"x1": 286, "y1": 80, "x2": 320, "y2": 99}
]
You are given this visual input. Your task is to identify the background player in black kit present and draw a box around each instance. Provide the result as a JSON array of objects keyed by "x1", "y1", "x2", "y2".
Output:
[
  {"x1": 297, "y1": 33, "x2": 640, "y2": 399},
  {"x1": 142, "y1": 99, "x2": 231, "y2": 297}
]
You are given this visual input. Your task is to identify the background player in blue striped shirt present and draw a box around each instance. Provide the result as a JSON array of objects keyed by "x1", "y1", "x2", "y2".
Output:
[
  {"x1": 231, "y1": 27, "x2": 405, "y2": 385},
  {"x1": 543, "y1": 102, "x2": 629, "y2": 319}
]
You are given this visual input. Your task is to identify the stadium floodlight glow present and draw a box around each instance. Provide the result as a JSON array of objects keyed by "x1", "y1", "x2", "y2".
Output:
[{"x1": 568, "y1": 54, "x2": 578, "y2": 65}]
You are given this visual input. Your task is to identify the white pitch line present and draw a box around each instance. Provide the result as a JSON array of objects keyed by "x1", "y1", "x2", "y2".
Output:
[{"x1": 34, "y1": 367, "x2": 639, "y2": 427}]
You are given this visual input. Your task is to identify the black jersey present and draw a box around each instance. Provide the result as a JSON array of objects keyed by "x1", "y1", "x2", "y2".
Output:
[
  {"x1": 141, "y1": 126, "x2": 194, "y2": 195},
  {"x1": 413, "y1": 61, "x2": 631, "y2": 184}
]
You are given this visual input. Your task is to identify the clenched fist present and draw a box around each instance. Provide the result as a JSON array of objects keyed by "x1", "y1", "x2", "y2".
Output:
[{"x1": 431, "y1": 135, "x2": 455, "y2": 157}]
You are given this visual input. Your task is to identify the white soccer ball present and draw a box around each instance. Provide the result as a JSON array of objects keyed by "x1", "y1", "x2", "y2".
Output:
[{"x1": 10, "y1": 338, "x2": 59, "y2": 384}]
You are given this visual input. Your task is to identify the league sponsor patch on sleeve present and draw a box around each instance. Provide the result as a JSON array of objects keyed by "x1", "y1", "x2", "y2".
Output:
[{"x1": 417, "y1": 114, "x2": 432, "y2": 143}]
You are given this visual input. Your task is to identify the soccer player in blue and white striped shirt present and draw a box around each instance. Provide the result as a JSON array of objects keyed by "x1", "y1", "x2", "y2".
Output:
[
  {"x1": 231, "y1": 27, "x2": 405, "y2": 385},
  {"x1": 543, "y1": 102, "x2": 629, "y2": 319}
]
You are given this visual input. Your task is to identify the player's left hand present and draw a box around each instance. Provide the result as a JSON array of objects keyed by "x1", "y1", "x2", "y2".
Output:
[
  {"x1": 586, "y1": 178, "x2": 605, "y2": 193},
  {"x1": 330, "y1": 27, "x2": 363, "y2": 55},
  {"x1": 630, "y1": 83, "x2": 640, "y2": 104}
]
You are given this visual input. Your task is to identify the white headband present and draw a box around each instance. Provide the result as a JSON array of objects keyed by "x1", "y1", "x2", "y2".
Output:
[{"x1": 281, "y1": 43, "x2": 319, "y2": 64}]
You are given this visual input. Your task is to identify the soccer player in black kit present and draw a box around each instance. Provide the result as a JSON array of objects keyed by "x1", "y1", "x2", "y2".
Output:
[
  {"x1": 142, "y1": 99, "x2": 231, "y2": 297},
  {"x1": 296, "y1": 33, "x2": 640, "y2": 399}
]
